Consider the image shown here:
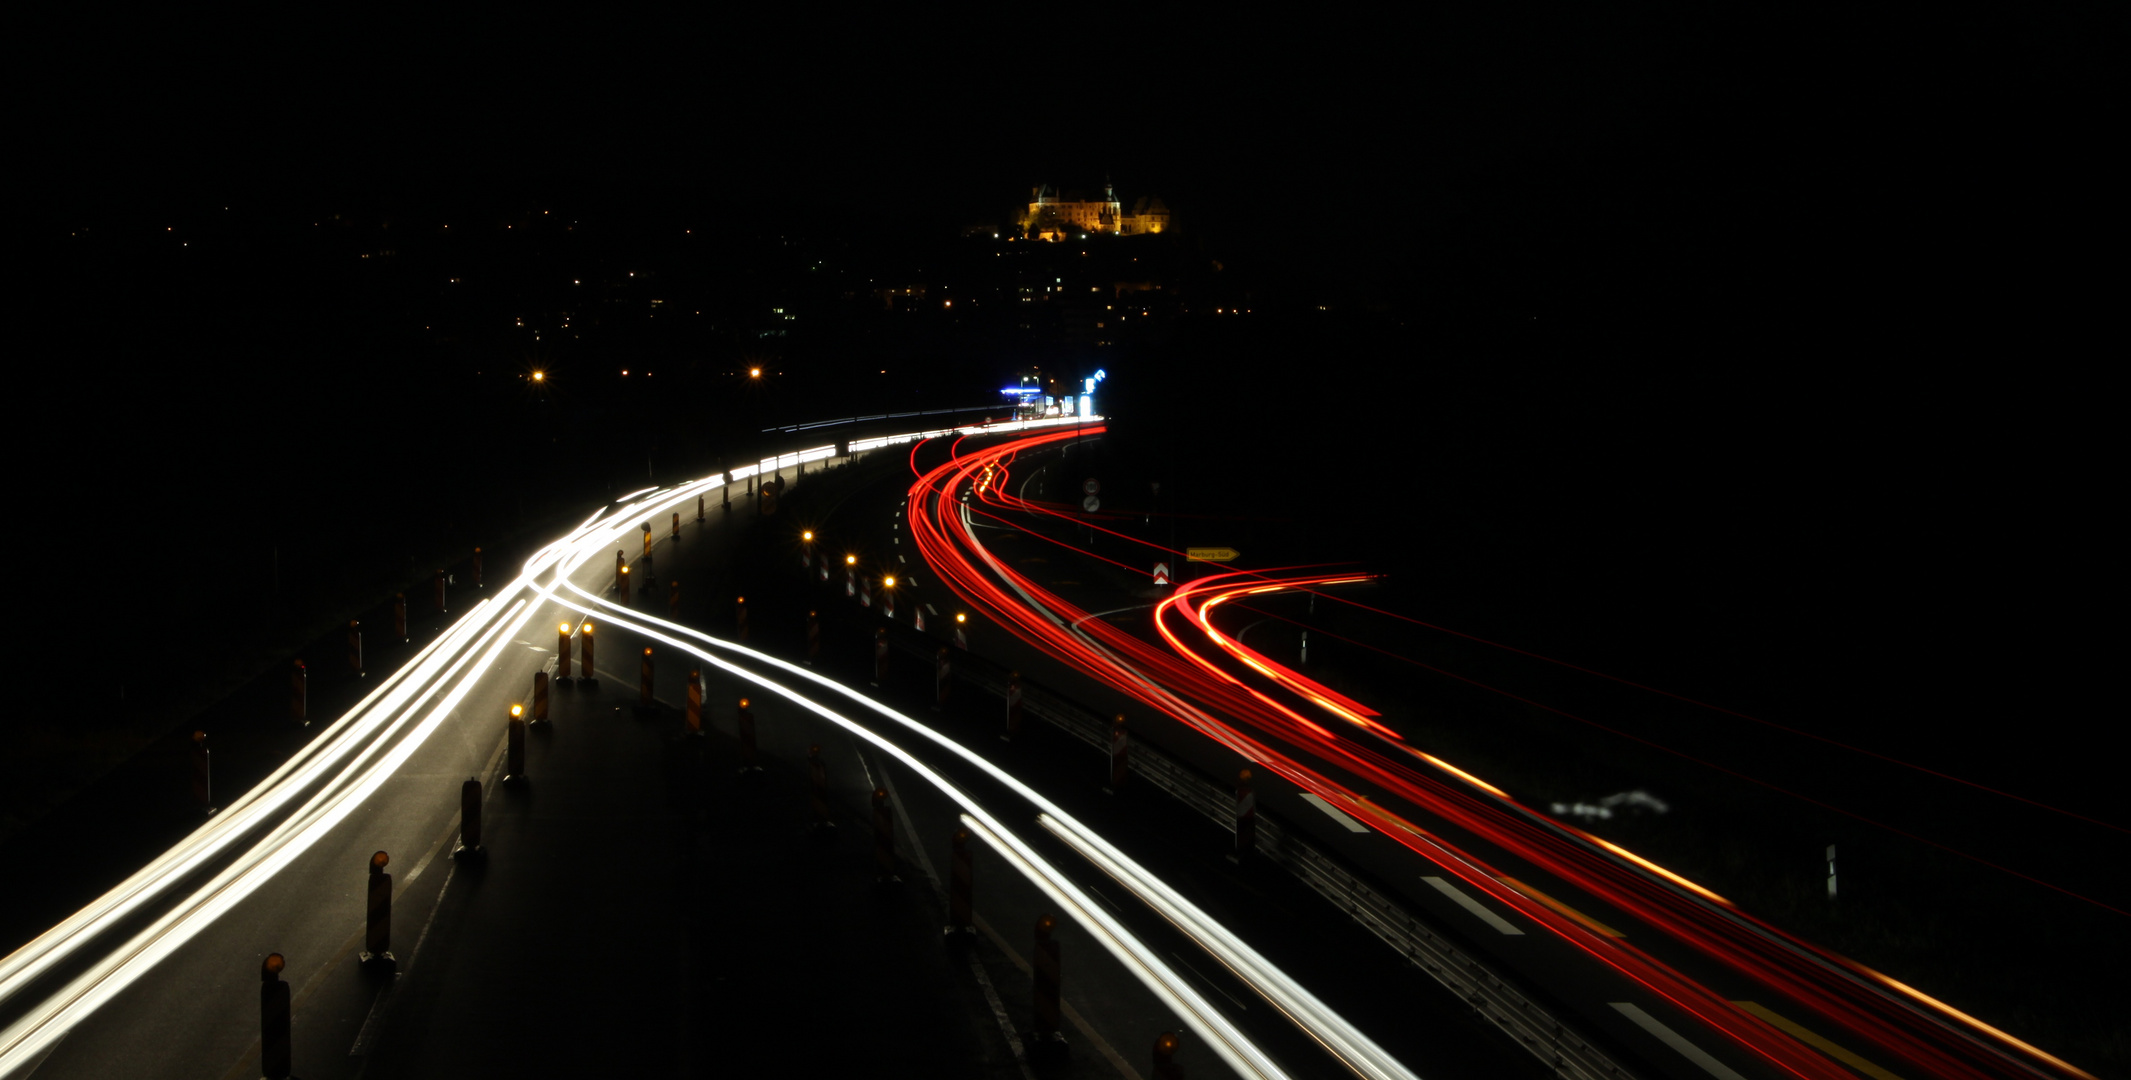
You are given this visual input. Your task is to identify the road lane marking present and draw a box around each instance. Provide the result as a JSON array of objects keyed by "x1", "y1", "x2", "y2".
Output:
[
  {"x1": 1420, "y1": 876, "x2": 1523, "y2": 934},
  {"x1": 1609, "y1": 1002, "x2": 1749, "y2": 1080},
  {"x1": 1500, "y1": 877, "x2": 1624, "y2": 937},
  {"x1": 1733, "y1": 1001, "x2": 1906, "y2": 1080},
  {"x1": 1299, "y1": 793, "x2": 1370, "y2": 833}
]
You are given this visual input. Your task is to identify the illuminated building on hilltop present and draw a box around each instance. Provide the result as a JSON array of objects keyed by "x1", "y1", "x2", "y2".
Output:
[{"x1": 1019, "y1": 181, "x2": 1170, "y2": 240}]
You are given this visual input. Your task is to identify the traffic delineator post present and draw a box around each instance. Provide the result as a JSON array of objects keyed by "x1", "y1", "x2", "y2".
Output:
[
  {"x1": 1231, "y1": 768, "x2": 1257, "y2": 864},
  {"x1": 1003, "y1": 673, "x2": 1023, "y2": 742},
  {"x1": 668, "y1": 579, "x2": 681, "y2": 619},
  {"x1": 532, "y1": 670, "x2": 549, "y2": 725},
  {"x1": 618, "y1": 564, "x2": 631, "y2": 599},
  {"x1": 805, "y1": 610, "x2": 820, "y2": 666},
  {"x1": 556, "y1": 622, "x2": 573, "y2": 682},
  {"x1": 434, "y1": 568, "x2": 446, "y2": 614},
  {"x1": 346, "y1": 618, "x2": 364, "y2": 677},
  {"x1": 453, "y1": 778, "x2": 484, "y2": 860},
  {"x1": 260, "y1": 953, "x2": 292, "y2": 1080},
  {"x1": 945, "y1": 827, "x2": 974, "y2": 940},
  {"x1": 393, "y1": 592, "x2": 408, "y2": 641},
  {"x1": 871, "y1": 627, "x2": 888, "y2": 686},
  {"x1": 641, "y1": 521, "x2": 652, "y2": 558},
  {"x1": 615, "y1": 550, "x2": 627, "y2": 594},
  {"x1": 289, "y1": 660, "x2": 307, "y2": 726},
  {"x1": 735, "y1": 697, "x2": 762, "y2": 774},
  {"x1": 735, "y1": 595, "x2": 750, "y2": 642},
  {"x1": 1030, "y1": 914, "x2": 1064, "y2": 1049},
  {"x1": 360, "y1": 850, "x2": 395, "y2": 971},
  {"x1": 1153, "y1": 1031, "x2": 1184, "y2": 1079},
  {"x1": 670, "y1": 511, "x2": 680, "y2": 542},
  {"x1": 685, "y1": 669, "x2": 703, "y2": 735},
  {"x1": 934, "y1": 647, "x2": 952, "y2": 711},
  {"x1": 871, "y1": 787, "x2": 900, "y2": 883},
  {"x1": 472, "y1": 546, "x2": 483, "y2": 589},
  {"x1": 190, "y1": 730, "x2": 216, "y2": 815},
  {"x1": 859, "y1": 576, "x2": 872, "y2": 608},
  {"x1": 722, "y1": 484, "x2": 730, "y2": 512},
  {"x1": 579, "y1": 623, "x2": 596, "y2": 685},
  {"x1": 697, "y1": 494, "x2": 705, "y2": 523},
  {"x1": 504, "y1": 704, "x2": 528, "y2": 783},
  {"x1": 1104, "y1": 714, "x2": 1129, "y2": 793},
  {"x1": 746, "y1": 474, "x2": 753, "y2": 496},
  {"x1": 637, "y1": 647, "x2": 656, "y2": 713},
  {"x1": 807, "y1": 744, "x2": 834, "y2": 832},
  {"x1": 801, "y1": 529, "x2": 814, "y2": 569},
  {"x1": 953, "y1": 612, "x2": 968, "y2": 651}
]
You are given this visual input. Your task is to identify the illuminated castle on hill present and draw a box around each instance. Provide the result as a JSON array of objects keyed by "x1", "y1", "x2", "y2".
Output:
[{"x1": 1017, "y1": 181, "x2": 1170, "y2": 240}]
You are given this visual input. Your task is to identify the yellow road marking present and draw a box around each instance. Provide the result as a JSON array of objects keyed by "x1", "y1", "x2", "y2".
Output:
[
  {"x1": 1733, "y1": 1001, "x2": 1906, "y2": 1080},
  {"x1": 1500, "y1": 877, "x2": 1625, "y2": 937}
]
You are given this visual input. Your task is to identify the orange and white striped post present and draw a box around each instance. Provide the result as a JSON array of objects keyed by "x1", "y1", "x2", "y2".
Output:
[
  {"x1": 805, "y1": 609, "x2": 821, "y2": 666},
  {"x1": 1232, "y1": 768, "x2": 1257, "y2": 864},
  {"x1": 871, "y1": 627, "x2": 888, "y2": 686},
  {"x1": 1152, "y1": 1031, "x2": 1184, "y2": 1080},
  {"x1": 735, "y1": 595, "x2": 749, "y2": 642},
  {"x1": 190, "y1": 730, "x2": 215, "y2": 815},
  {"x1": 684, "y1": 669, "x2": 704, "y2": 734},
  {"x1": 454, "y1": 777, "x2": 483, "y2": 859},
  {"x1": 472, "y1": 546, "x2": 483, "y2": 589},
  {"x1": 638, "y1": 647, "x2": 656, "y2": 710},
  {"x1": 641, "y1": 521, "x2": 652, "y2": 558},
  {"x1": 360, "y1": 850, "x2": 395, "y2": 971},
  {"x1": 1032, "y1": 914, "x2": 1063, "y2": 1047},
  {"x1": 289, "y1": 660, "x2": 307, "y2": 726},
  {"x1": 260, "y1": 954, "x2": 292, "y2": 1078},
  {"x1": 859, "y1": 576, "x2": 872, "y2": 608},
  {"x1": 393, "y1": 592, "x2": 407, "y2": 641},
  {"x1": 532, "y1": 670, "x2": 549, "y2": 725},
  {"x1": 1003, "y1": 673, "x2": 1023, "y2": 742},
  {"x1": 735, "y1": 697, "x2": 762, "y2": 773},
  {"x1": 946, "y1": 827, "x2": 975, "y2": 939},
  {"x1": 871, "y1": 787, "x2": 900, "y2": 883},
  {"x1": 1105, "y1": 714, "x2": 1129, "y2": 793},
  {"x1": 579, "y1": 623, "x2": 596, "y2": 685},
  {"x1": 505, "y1": 704, "x2": 528, "y2": 783},
  {"x1": 808, "y1": 744, "x2": 833, "y2": 831},
  {"x1": 556, "y1": 622, "x2": 573, "y2": 681},
  {"x1": 670, "y1": 511, "x2": 680, "y2": 543},
  {"x1": 433, "y1": 568, "x2": 446, "y2": 613},
  {"x1": 669, "y1": 579, "x2": 681, "y2": 619},
  {"x1": 934, "y1": 647, "x2": 952, "y2": 711},
  {"x1": 346, "y1": 619, "x2": 364, "y2": 677}
]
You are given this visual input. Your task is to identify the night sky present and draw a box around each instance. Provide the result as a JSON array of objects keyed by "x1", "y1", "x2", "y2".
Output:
[{"x1": 28, "y1": 8, "x2": 2120, "y2": 920}]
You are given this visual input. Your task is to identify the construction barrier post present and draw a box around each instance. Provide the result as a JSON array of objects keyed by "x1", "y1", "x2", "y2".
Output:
[
  {"x1": 434, "y1": 568, "x2": 446, "y2": 614},
  {"x1": 1105, "y1": 714, "x2": 1129, "y2": 793},
  {"x1": 190, "y1": 730, "x2": 215, "y2": 815},
  {"x1": 393, "y1": 592, "x2": 407, "y2": 641},
  {"x1": 735, "y1": 697, "x2": 762, "y2": 773},
  {"x1": 579, "y1": 623, "x2": 596, "y2": 685},
  {"x1": 685, "y1": 669, "x2": 703, "y2": 735},
  {"x1": 289, "y1": 660, "x2": 307, "y2": 726},
  {"x1": 472, "y1": 546, "x2": 483, "y2": 589},
  {"x1": 670, "y1": 511, "x2": 680, "y2": 543},
  {"x1": 1031, "y1": 914, "x2": 1064, "y2": 1048},
  {"x1": 805, "y1": 610, "x2": 820, "y2": 666},
  {"x1": 615, "y1": 550, "x2": 627, "y2": 594},
  {"x1": 260, "y1": 954, "x2": 292, "y2": 1080},
  {"x1": 1231, "y1": 768, "x2": 1257, "y2": 864},
  {"x1": 454, "y1": 777, "x2": 484, "y2": 859},
  {"x1": 722, "y1": 483, "x2": 730, "y2": 511},
  {"x1": 360, "y1": 850, "x2": 395, "y2": 971},
  {"x1": 872, "y1": 627, "x2": 888, "y2": 687},
  {"x1": 641, "y1": 521, "x2": 652, "y2": 558},
  {"x1": 808, "y1": 744, "x2": 834, "y2": 832},
  {"x1": 669, "y1": 579, "x2": 681, "y2": 620},
  {"x1": 346, "y1": 619, "x2": 363, "y2": 677},
  {"x1": 1153, "y1": 1031, "x2": 1184, "y2": 1079},
  {"x1": 735, "y1": 596, "x2": 749, "y2": 642},
  {"x1": 532, "y1": 670, "x2": 549, "y2": 725},
  {"x1": 747, "y1": 475, "x2": 754, "y2": 496},
  {"x1": 871, "y1": 787, "x2": 900, "y2": 882},
  {"x1": 556, "y1": 622, "x2": 573, "y2": 681},
  {"x1": 637, "y1": 647, "x2": 656, "y2": 712},
  {"x1": 954, "y1": 613, "x2": 968, "y2": 651},
  {"x1": 505, "y1": 705, "x2": 528, "y2": 783},
  {"x1": 1004, "y1": 673, "x2": 1023, "y2": 743},
  {"x1": 697, "y1": 494, "x2": 705, "y2": 523},
  {"x1": 934, "y1": 647, "x2": 952, "y2": 711},
  {"x1": 945, "y1": 827, "x2": 974, "y2": 939}
]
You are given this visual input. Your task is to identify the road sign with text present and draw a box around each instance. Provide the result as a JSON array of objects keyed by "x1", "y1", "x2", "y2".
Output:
[{"x1": 1186, "y1": 547, "x2": 1240, "y2": 563}]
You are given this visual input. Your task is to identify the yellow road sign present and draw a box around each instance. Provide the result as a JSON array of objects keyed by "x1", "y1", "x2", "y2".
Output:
[{"x1": 1186, "y1": 547, "x2": 1240, "y2": 563}]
